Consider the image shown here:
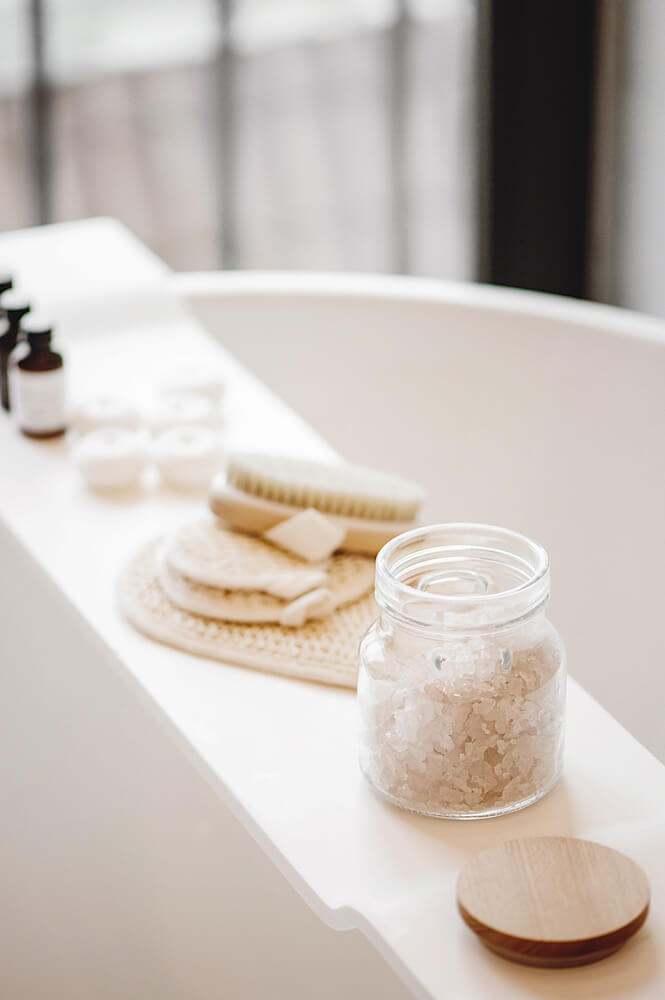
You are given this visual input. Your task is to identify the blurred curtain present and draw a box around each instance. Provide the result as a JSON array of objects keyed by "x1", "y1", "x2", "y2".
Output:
[{"x1": 0, "y1": 0, "x2": 475, "y2": 277}]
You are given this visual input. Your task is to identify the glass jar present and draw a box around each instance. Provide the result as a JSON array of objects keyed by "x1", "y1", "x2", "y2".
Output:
[{"x1": 358, "y1": 524, "x2": 566, "y2": 819}]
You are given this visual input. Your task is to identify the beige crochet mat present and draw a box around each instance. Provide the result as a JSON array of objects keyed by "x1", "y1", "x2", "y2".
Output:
[
  {"x1": 118, "y1": 539, "x2": 377, "y2": 687},
  {"x1": 165, "y1": 519, "x2": 330, "y2": 598},
  {"x1": 157, "y1": 544, "x2": 374, "y2": 624}
]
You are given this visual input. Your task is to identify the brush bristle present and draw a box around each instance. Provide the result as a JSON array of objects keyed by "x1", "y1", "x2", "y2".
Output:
[{"x1": 226, "y1": 453, "x2": 424, "y2": 522}]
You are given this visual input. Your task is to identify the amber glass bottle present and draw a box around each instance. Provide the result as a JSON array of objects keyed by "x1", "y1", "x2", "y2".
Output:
[
  {"x1": 0, "y1": 319, "x2": 15, "y2": 412},
  {"x1": 0, "y1": 293, "x2": 31, "y2": 411},
  {"x1": 14, "y1": 318, "x2": 67, "y2": 438},
  {"x1": 0, "y1": 277, "x2": 16, "y2": 411}
]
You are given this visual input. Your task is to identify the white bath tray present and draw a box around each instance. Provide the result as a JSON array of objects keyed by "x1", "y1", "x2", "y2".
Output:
[{"x1": 0, "y1": 220, "x2": 663, "y2": 999}]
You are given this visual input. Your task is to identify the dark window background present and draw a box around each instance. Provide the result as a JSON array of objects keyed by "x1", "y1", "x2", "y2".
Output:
[
  {"x1": 2, "y1": 1, "x2": 665, "y2": 318},
  {"x1": 0, "y1": 0, "x2": 475, "y2": 276}
]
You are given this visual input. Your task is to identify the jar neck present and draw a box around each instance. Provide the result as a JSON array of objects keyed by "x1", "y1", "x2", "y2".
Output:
[
  {"x1": 378, "y1": 606, "x2": 550, "y2": 655},
  {"x1": 375, "y1": 523, "x2": 550, "y2": 638}
]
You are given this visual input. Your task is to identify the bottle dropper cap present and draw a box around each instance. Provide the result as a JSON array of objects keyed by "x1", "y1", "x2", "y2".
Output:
[{"x1": 0, "y1": 274, "x2": 13, "y2": 296}]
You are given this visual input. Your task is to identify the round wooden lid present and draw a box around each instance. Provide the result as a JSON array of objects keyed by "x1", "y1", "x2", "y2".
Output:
[{"x1": 456, "y1": 836, "x2": 650, "y2": 967}]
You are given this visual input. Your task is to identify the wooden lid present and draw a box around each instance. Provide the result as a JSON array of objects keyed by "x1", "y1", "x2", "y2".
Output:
[{"x1": 457, "y1": 836, "x2": 650, "y2": 967}]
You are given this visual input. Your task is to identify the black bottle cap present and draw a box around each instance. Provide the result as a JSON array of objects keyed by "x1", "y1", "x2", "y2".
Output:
[
  {"x1": 0, "y1": 274, "x2": 13, "y2": 295},
  {"x1": 21, "y1": 314, "x2": 53, "y2": 347},
  {"x1": 0, "y1": 290, "x2": 31, "y2": 326}
]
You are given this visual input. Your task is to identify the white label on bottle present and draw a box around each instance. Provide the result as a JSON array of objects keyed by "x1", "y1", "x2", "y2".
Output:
[{"x1": 14, "y1": 368, "x2": 66, "y2": 434}]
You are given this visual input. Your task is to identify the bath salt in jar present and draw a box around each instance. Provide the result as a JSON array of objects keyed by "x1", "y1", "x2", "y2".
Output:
[{"x1": 358, "y1": 524, "x2": 566, "y2": 819}]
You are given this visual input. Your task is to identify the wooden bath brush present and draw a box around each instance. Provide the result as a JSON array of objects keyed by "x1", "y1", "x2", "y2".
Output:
[{"x1": 209, "y1": 453, "x2": 425, "y2": 556}]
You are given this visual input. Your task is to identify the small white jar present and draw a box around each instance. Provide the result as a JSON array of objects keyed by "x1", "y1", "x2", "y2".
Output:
[
  {"x1": 71, "y1": 395, "x2": 141, "y2": 435},
  {"x1": 147, "y1": 393, "x2": 217, "y2": 433},
  {"x1": 153, "y1": 425, "x2": 221, "y2": 488},
  {"x1": 72, "y1": 428, "x2": 149, "y2": 489},
  {"x1": 157, "y1": 367, "x2": 224, "y2": 405}
]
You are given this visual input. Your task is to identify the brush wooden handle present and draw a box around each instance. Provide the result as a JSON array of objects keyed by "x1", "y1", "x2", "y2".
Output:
[{"x1": 209, "y1": 479, "x2": 415, "y2": 556}]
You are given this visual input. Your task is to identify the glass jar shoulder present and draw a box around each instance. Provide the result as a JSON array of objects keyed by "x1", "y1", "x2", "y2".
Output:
[{"x1": 360, "y1": 615, "x2": 564, "y2": 686}]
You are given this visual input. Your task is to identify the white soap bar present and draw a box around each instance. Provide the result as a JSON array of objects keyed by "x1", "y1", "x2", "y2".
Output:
[
  {"x1": 72, "y1": 428, "x2": 149, "y2": 489},
  {"x1": 279, "y1": 588, "x2": 335, "y2": 627},
  {"x1": 71, "y1": 395, "x2": 141, "y2": 435},
  {"x1": 154, "y1": 425, "x2": 221, "y2": 489},
  {"x1": 148, "y1": 393, "x2": 216, "y2": 433},
  {"x1": 265, "y1": 508, "x2": 347, "y2": 563}
]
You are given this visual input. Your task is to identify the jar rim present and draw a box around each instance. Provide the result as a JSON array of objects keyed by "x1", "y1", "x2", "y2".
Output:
[{"x1": 375, "y1": 522, "x2": 550, "y2": 631}]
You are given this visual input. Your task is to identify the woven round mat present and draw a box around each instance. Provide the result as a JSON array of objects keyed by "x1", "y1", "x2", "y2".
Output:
[
  {"x1": 157, "y1": 544, "x2": 374, "y2": 624},
  {"x1": 118, "y1": 539, "x2": 377, "y2": 687}
]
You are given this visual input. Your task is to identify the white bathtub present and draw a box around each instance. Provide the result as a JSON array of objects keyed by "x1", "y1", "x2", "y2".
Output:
[{"x1": 178, "y1": 271, "x2": 665, "y2": 763}]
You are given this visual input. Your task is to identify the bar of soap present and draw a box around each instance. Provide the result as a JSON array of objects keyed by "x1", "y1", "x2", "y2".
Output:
[{"x1": 264, "y1": 508, "x2": 347, "y2": 562}]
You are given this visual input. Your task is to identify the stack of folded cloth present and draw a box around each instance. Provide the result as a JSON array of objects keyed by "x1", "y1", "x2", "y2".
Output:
[
  {"x1": 118, "y1": 454, "x2": 425, "y2": 687},
  {"x1": 157, "y1": 517, "x2": 376, "y2": 628}
]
